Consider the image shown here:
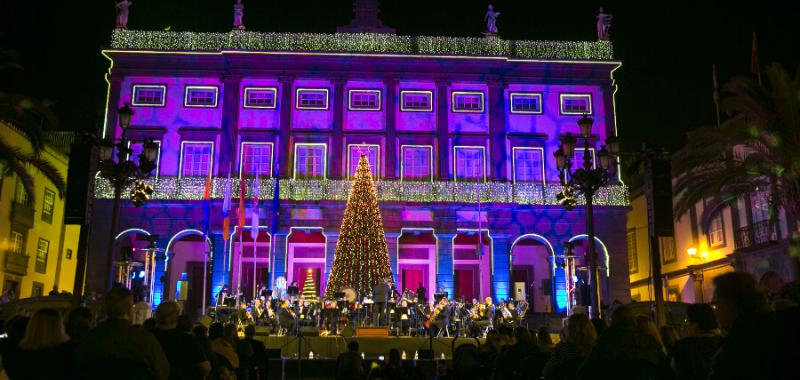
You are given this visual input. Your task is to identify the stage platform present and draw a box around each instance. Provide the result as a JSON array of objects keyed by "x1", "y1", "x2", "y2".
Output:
[{"x1": 258, "y1": 335, "x2": 484, "y2": 359}]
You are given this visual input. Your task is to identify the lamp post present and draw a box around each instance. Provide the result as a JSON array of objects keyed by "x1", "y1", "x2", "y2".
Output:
[
  {"x1": 554, "y1": 115, "x2": 619, "y2": 319},
  {"x1": 99, "y1": 103, "x2": 158, "y2": 290}
]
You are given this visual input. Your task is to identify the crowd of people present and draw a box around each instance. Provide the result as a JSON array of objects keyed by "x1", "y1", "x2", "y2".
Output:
[{"x1": 0, "y1": 272, "x2": 796, "y2": 379}]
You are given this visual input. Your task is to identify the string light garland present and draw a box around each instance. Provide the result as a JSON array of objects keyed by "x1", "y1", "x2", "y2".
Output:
[
  {"x1": 109, "y1": 29, "x2": 614, "y2": 60},
  {"x1": 94, "y1": 176, "x2": 629, "y2": 206},
  {"x1": 326, "y1": 155, "x2": 393, "y2": 297}
]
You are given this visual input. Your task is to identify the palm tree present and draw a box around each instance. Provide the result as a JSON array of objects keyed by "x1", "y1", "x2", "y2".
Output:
[
  {"x1": 0, "y1": 48, "x2": 66, "y2": 203},
  {"x1": 672, "y1": 63, "x2": 800, "y2": 274}
]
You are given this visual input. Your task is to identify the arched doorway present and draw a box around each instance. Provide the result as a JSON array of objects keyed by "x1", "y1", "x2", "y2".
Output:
[
  {"x1": 114, "y1": 228, "x2": 154, "y2": 303},
  {"x1": 287, "y1": 228, "x2": 326, "y2": 298},
  {"x1": 230, "y1": 227, "x2": 271, "y2": 300},
  {"x1": 510, "y1": 234, "x2": 554, "y2": 313},
  {"x1": 165, "y1": 230, "x2": 212, "y2": 319},
  {"x1": 397, "y1": 229, "x2": 437, "y2": 301},
  {"x1": 452, "y1": 230, "x2": 492, "y2": 301},
  {"x1": 567, "y1": 234, "x2": 611, "y2": 311}
]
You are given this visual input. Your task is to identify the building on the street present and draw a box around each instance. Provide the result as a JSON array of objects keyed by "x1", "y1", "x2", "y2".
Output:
[
  {"x1": 0, "y1": 121, "x2": 79, "y2": 301},
  {"x1": 88, "y1": 3, "x2": 630, "y2": 317}
]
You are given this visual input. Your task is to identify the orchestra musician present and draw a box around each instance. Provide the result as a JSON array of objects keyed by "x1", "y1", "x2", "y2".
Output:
[
  {"x1": 373, "y1": 278, "x2": 390, "y2": 326},
  {"x1": 416, "y1": 283, "x2": 426, "y2": 303},
  {"x1": 277, "y1": 300, "x2": 296, "y2": 334},
  {"x1": 215, "y1": 285, "x2": 229, "y2": 306},
  {"x1": 287, "y1": 281, "x2": 300, "y2": 298}
]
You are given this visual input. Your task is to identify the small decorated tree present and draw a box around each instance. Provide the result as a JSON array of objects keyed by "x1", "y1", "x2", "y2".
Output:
[
  {"x1": 301, "y1": 269, "x2": 318, "y2": 301},
  {"x1": 326, "y1": 155, "x2": 394, "y2": 297}
]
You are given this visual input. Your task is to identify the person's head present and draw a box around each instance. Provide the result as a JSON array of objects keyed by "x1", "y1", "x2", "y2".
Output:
[
  {"x1": 142, "y1": 317, "x2": 156, "y2": 330},
  {"x1": 565, "y1": 313, "x2": 597, "y2": 355},
  {"x1": 65, "y1": 307, "x2": 93, "y2": 338},
  {"x1": 609, "y1": 305, "x2": 637, "y2": 330},
  {"x1": 347, "y1": 340, "x2": 359, "y2": 352},
  {"x1": 514, "y1": 326, "x2": 532, "y2": 344},
  {"x1": 485, "y1": 297, "x2": 492, "y2": 305},
  {"x1": 19, "y1": 308, "x2": 69, "y2": 350},
  {"x1": 177, "y1": 315, "x2": 192, "y2": 333},
  {"x1": 193, "y1": 324, "x2": 208, "y2": 339},
  {"x1": 712, "y1": 272, "x2": 770, "y2": 328},
  {"x1": 659, "y1": 325, "x2": 680, "y2": 350},
  {"x1": 209, "y1": 322, "x2": 224, "y2": 340},
  {"x1": 636, "y1": 315, "x2": 664, "y2": 351},
  {"x1": 508, "y1": 302, "x2": 515, "y2": 310},
  {"x1": 537, "y1": 326, "x2": 552, "y2": 345},
  {"x1": 255, "y1": 298, "x2": 262, "y2": 306},
  {"x1": 52, "y1": 285, "x2": 58, "y2": 291},
  {"x1": 591, "y1": 317, "x2": 607, "y2": 336},
  {"x1": 686, "y1": 303, "x2": 718, "y2": 334},
  {"x1": 244, "y1": 324, "x2": 256, "y2": 338},
  {"x1": 388, "y1": 348, "x2": 401, "y2": 367},
  {"x1": 223, "y1": 323, "x2": 238, "y2": 343},
  {"x1": 104, "y1": 286, "x2": 134, "y2": 320},
  {"x1": 418, "y1": 282, "x2": 422, "y2": 288},
  {"x1": 155, "y1": 301, "x2": 180, "y2": 329}
]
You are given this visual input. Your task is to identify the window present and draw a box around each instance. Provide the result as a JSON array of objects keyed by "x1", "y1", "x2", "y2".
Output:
[
  {"x1": 296, "y1": 89, "x2": 329, "y2": 110},
  {"x1": 750, "y1": 191, "x2": 770, "y2": 223},
  {"x1": 454, "y1": 146, "x2": 485, "y2": 182},
  {"x1": 660, "y1": 236, "x2": 677, "y2": 264},
  {"x1": 128, "y1": 140, "x2": 161, "y2": 177},
  {"x1": 348, "y1": 90, "x2": 381, "y2": 111},
  {"x1": 184, "y1": 86, "x2": 218, "y2": 107},
  {"x1": 401, "y1": 146, "x2": 433, "y2": 181},
  {"x1": 667, "y1": 286, "x2": 682, "y2": 302},
  {"x1": 400, "y1": 90, "x2": 433, "y2": 112},
  {"x1": 294, "y1": 143, "x2": 327, "y2": 179},
  {"x1": 240, "y1": 142, "x2": 273, "y2": 177},
  {"x1": 509, "y1": 92, "x2": 543, "y2": 114},
  {"x1": 705, "y1": 199, "x2": 725, "y2": 247},
  {"x1": 66, "y1": 249, "x2": 73, "y2": 260},
  {"x1": 131, "y1": 85, "x2": 166, "y2": 107},
  {"x1": 14, "y1": 179, "x2": 29, "y2": 205},
  {"x1": 180, "y1": 142, "x2": 213, "y2": 178},
  {"x1": 627, "y1": 229, "x2": 638, "y2": 274},
  {"x1": 41, "y1": 188, "x2": 55, "y2": 223},
  {"x1": 573, "y1": 148, "x2": 596, "y2": 169},
  {"x1": 559, "y1": 94, "x2": 592, "y2": 115},
  {"x1": 35, "y1": 238, "x2": 49, "y2": 274},
  {"x1": 512, "y1": 147, "x2": 545, "y2": 183},
  {"x1": 452, "y1": 91, "x2": 484, "y2": 113},
  {"x1": 348, "y1": 144, "x2": 380, "y2": 179},
  {"x1": 31, "y1": 282, "x2": 44, "y2": 297},
  {"x1": 10, "y1": 231, "x2": 25, "y2": 254},
  {"x1": 244, "y1": 87, "x2": 277, "y2": 109}
]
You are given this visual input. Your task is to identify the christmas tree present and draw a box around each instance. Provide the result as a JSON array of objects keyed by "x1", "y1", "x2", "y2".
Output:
[
  {"x1": 326, "y1": 155, "x2": 394, "y2": 297},
  {"x1": 302, "y1": 269, "x2": 318, "y2": 301}
]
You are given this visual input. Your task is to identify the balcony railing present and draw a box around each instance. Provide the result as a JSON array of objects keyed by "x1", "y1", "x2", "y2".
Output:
[
  {"x1": 4, "y1": 251, "x2": 30, "y2": 276},
  {"x1": 93, "y1": 177, "x2": 629, "y2": 206},
  {"x1": 734, "y1": 220, "x2": 777, "y2": 250},
  {"x1": 10, "y1": 202, "x2": 35, "y2": 229}
]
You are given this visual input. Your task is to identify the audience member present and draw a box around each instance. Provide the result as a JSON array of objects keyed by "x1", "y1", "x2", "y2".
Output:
[
  {"x1": 65, "y1": 307, "x2": 93, "y2": 343},
  {"x1": 659, "y1": 325, "x2": 680, "y2": 353},
  {"x1": 74, "y1": 286, "x2": 170, "y2": 380},
  {"x1": 223, "y1": 323, "x2": 253, "y2": 380},
  {"x1": 152, "y1": 301, "x2": 210, "y2": 380},
  {"x1": 5, "y1": 308, "x2": 73, "y2": 379},
  {"x1": 542, "y1": 313, "x2": 597, "y2": 380},
  {"x1": 636, "y1": 315, "x2": 666, "y2": 354},
  {"x1": 335, "y1": 340, "x2": 364, "y2": 380},
  {"x1": 367, "y1": 348, "x2": 407, "y2": 380},
  {"x1": 495, "y1": 326, "x2": 540, "y2": 379},
  {"x1": 670, "y1": 303, "x2": 720, "y2": 380},
  {"x1": 243, "y1": 325, "x2": 267, "y2": 380},
  {"x1": 193, "y1": 325, "x2": 221, "y2": 380},
  {"x1": 209, "y1": 323, "x2": 239, "y2": 380},
  {"x1": 537, "y1": 326, "x2": 555, "y2": 353}
]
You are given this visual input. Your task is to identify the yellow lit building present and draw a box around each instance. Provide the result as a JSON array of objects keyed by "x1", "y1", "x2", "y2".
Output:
[{"x1": 0, "y1": 121, "x2": 78, "y2": 300}]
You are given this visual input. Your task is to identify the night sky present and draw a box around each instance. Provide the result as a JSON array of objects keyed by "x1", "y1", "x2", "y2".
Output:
[{"x1": 1, "y1": 0, "x2": 797, "y2": 153}]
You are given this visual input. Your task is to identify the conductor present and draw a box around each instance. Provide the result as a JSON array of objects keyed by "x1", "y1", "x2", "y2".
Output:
[{"x1": 373, "y1": 277, "x2": 390, "y2": 326}]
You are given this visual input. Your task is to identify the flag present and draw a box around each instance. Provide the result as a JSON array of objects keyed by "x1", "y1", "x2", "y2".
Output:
[
  {"x1": 202, "y1": 173, "x2": 212, "y2": 237},
  {"x1": 751, "y1": 32, "x2": 761, "y2": 84},
  {"x1": 238, "y1": 174, "x2": 246, "y2": 231},
  {"x1": 712, "y1": 64, "x2": 719, "y2": 105},
  {"x1": 221, "y1": 171, "x2": 232, "y2": 241},
  {"x1": 251, "y1": 172, "x2": 260, "y2": 241},
  {"x1": 271, "y1": 160, "x2": 280, "y2": 237}
]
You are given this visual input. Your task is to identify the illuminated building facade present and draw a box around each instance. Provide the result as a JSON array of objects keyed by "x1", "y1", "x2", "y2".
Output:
[{"x1": 88, "y1": 26, "x2": 630, "y2": 316}]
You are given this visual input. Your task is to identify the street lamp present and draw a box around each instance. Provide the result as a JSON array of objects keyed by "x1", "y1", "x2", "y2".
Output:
[
  {"x1": 99, "y1": 104, "x2": 158, "y2": 289},
  {"x1": 554, "y1": 115, "x2": 619, "y2": 319},
  {"x1": 687, "y1": 246, "x2": 708, "y2": 302}
]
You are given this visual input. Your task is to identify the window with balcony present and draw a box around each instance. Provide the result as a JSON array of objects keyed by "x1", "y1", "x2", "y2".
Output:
[
  {"x1": 31, "y1": 282, "x2": 44, "y2": 297},
  {"x1": 454, "y1": 146, "x2": 485, "y2": 182},
  {"x1": 510, "y1": 93, "x2": 543, "y2": 114},
  {"x1": 10, "y1": 231, "x2": 25, "y2": 254},
  {"x1": 180, "y1": 142, "x2": 213, "y2": 178},
  {"x1": 573, "y1": 148, "x2": 596, "y2": 169},
  {"x1": 513, "y1": 147, "x2": 544, "y2": 183},
  {"x1": 184, "y1": 86, "x2": 218, "y2": 107},
  {"x1": 401, "y1": 146, "x2": 433, "y2": 181},
  {"x1": 559, "y1": 94, "x2": 592, "y2": 115},
  {"x1": 244, "y1": 87, "x2": 277, "y2": 109},
  {"x1": 41, "y1": 188, "x2": 55, "y2": 223},
  {"x1": 349, "y1": 90, "x2": 381, "y2": 111},
  {"x1": 296, "y1": 89, "x2": 329, "y2": 110},
  {"x1": 15, "y1": 179, "x2": 29, "y2": 205},
  {"x1": 452, "y1": 92, "x2": 484, "y2": 113},
  {"x1": 627, "y1": 229, "x2": 638, "y2": 274},
  {"x1": 705, "y1": 199, "x2": 726, "y2": 247},
  {"x1": 400, "y1": 90, "x2": 433, "y2": 112},
  {"x1": 348, "y1": 144, "x2": 380, "y2": 179},
  {"x1": 240, "y1": 142, "x2": 273, "y2": 177},
  {"x1": 750, "y1": 191, "x2": 770, "y2": 223},
  {"x1": 132, "y1": 85, "x2": 166, "y2": 107},
  {"x1": 35, "y1": 238, "x2": 49, "y2": 274},
  {"x1": 294, "y1": 143, "x2": 326, "y2": 179}
]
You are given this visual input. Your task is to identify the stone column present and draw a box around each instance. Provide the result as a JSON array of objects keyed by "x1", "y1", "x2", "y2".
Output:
[
  {"x1": 383, "y1": 77, "x2": 398, "y2": 179},
  {"x1": 436, "y1": 233, "x2": 455, "y2": 297},
  {"x1": 278, "y1": 76, "x2": 294, "y2": 177},
  {"x1": 209, "y1": 233, "x2": 227, "y2": 306},
  {"x1": 220, "y1": 75, "x2": 242, "y2": 177},
  {"x1": 152, "y1": 235, "x2": 172, "y2": 306},
  {"x1": 492, "y1": 234, "x2": 511, "y2": 301},
  {"x1": 385, "y1": 232, "x2": 400, "y2": 285},
  {"x1": 332, "y1": 77, "x2": 346, "y2": 179},
  {"x1": 104, "y1": 75, "x2": 123, "y2": 138},
  {"x1": 271, "y1": 232, "x2": 289, "y2": 281},
  {"x1": 324, "y1": 232, "x2": 339, "y2": 286},
  {"x1": 436, "y1": 79, "x2": 451, "y2": 180},
  {"x1": 487, "y1": 79, "x2": 507, "y2": 181}
]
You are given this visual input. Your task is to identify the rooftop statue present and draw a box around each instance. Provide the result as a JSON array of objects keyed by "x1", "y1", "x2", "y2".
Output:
[
  {"x1": 484, "y1": 4, "x2": 501, "y2": 35},
  {"x1": 115, "y1": 1, "x2": 133, "y2": 29},
  {"x1": 233, "y1": 0, "x2": 245, "y2": 30},
  {"x1": 596, "y1": 7, "x2": 613, "y2": 41}
]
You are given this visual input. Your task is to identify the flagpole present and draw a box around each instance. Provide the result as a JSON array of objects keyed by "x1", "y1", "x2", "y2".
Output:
[
  {"x1": 202, "y1": 174, "x2": 211, "y2": 316},
  {"x1": 237, "y1": 228, "x2": 243, "y2": 305}
]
